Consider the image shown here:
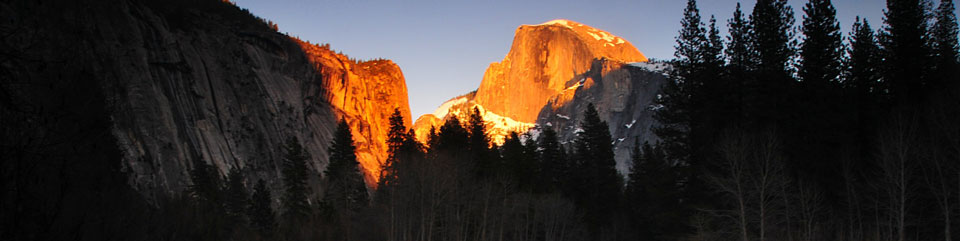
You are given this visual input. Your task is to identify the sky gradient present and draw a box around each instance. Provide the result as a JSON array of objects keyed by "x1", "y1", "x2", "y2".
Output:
[{"x1": 231, "y1": 0, "x2": 948, "y2": 119}]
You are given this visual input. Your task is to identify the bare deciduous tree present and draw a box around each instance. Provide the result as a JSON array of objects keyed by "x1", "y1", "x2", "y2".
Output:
[{"x1": 877, "y1": 111, "x2": 919, "y2": 241}]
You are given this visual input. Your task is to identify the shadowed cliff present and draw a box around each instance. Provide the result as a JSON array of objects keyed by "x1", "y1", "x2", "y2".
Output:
[{"x1": 1, "y1": 0, "x2": 410, "y2": 204}]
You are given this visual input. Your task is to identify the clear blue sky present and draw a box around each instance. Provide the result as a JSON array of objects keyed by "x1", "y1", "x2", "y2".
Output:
[{"x1": 231, "y1": 0, "x2": 947, "y2": 119}]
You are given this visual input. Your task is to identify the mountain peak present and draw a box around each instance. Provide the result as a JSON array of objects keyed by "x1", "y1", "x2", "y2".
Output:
[
  {"x1": 413, "y1": 19, "x2": 650, "y2": 145},
  {"x1": 471, "y1": 19, "x2": 647, "y2": 123},
  {"x1": 531, "y1": 19, "x2": 578, "y2": 28},
  {"x1": 517, "y1": 19, "x2": 647, "y2": 63}
]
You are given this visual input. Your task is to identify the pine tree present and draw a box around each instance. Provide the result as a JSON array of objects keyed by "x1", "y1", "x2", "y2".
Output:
[
  {"x1": 188, "y1": 159, "x2": 223, "y2": 207},
  {"x1": 795, "y1": 0, "x2": 846, "y2": 189},
  {"x1": 846, "y1": 17, "x2": 882, "y2": 95},
  {"x1": 657, "y1": 3, "x2": 726, "y2": 218},
  {"x1": 626, "y1": 139, "x2": 647, "y2": 202},
  {"x1": 800, "y1": 0, "x2": 843, "y2": 87},
  {"x1": 467, "y1": 107, "x2": 495, "y2": 178},
  {"x1": 625, "y1": 140, "x2": 682, "y2": 240},
  {"x1": 675, "y1": 0, "x2": 707, "y2": 72},
  {"x1": 381, "y1": 109, "x2": 407, "y2": 186},
  {"x1": 281, "y1": 136, "x2": 311, "y2": 223},
  {"x1": 324, "y1": 119, "x2": 370, "y2": 212},
  {"x1": 224, "y1": 167, "x2": 249, "y2": 224},
  {"x1": 699, "y1": 15, "x2": 731, "y2": 138},
  {"x1": 655, "y1": 0, "x2": 705, "y2": 167},
  {"x1": 625, "y1": 139, "x2": 649, "y2": 229},
  {"x1": 438, "y1": 116, "x2": 467, "y2": 149},
  {"x1": 723, "y1": 3, "x2": 752, "y2": 126},
  {"x1": 501, "y1": 132, "x2": 524, "y2": 181},
  {"x1": 572, "y1": 103, "x2": 621, "y2": 231},
  {"x1": 249, "y1": 179, "x2": 276, "y2": 237},
  {"x1": 881, "y1": 0, "x2": 931, "y2": 101},
  {"x1": 846, "y1": 17, "x2": 884, "y2": 169},
  {"x1": 427, "y1": 126, "x2": 440, "y2": 150},
  {"x1": 705, "y1": 15, "x2": 725, "y2": 71},
  {"x1": 538, "y1": 126, "x2": 565, "y2": 192},
  {"x1": 727, "y1": 3, "x2": 755, "y2": 72},
  {"x1": 931, "y1": 0, "x2": 959, "y2": 89},
  {"x1": 653, "y1": 78, "x2": 691, "y2": 165},
  {"x1": 433, "y1": 115, "x2": 469, "y2": 157},
  {"x1": 673, "y1": 0, "x2": 710, "y2": 102},
  {"x1": 521, "y1": 133, "x2": 544, "y2": 192},
  {"x1": 752, "y1": 0, "x2": 796, "y2": 76},
  {"x1": 502, "y1": 132, "x2": 536, "y2": 191},
  {"x1": 386, "y1": 109, "x2": 407, "y2": 162},
  {"x1": 700, "y1": 14, "x2": 725, "y2": 110},
  {"x1": 750, "y1": 0, "x2": 796, "y2": 124}
]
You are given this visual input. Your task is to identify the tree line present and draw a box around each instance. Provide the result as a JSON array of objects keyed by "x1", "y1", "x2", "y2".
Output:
[
  {"x1": 158, "y1": 0, "x2": 960, "y2": 240},
  {"x1": 170, "y1": 119, "x2": 371, "y2": 240},
  {"x1": 174, "y1": 103, "x2": 638, "y2": 241},
  {"x1": 3, "y1": 0, "x2": 957, "y2": 240},
  {"x1": 649, "y1": 0, "x2": 960, "y2": 240},
  {"x1": 371, "y1": 105, "x2": 623, "y2": 241}
]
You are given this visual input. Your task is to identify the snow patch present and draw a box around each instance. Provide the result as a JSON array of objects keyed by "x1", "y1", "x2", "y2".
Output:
[
  {"x1": 535, "y1": 19, "x2": 575, "y2": 29},
  {"x1": 598, "y1": 31, "x2": 616, "y2": 42},
  {"x1": 522, "y1": 128, "x2": 542, "y2": 143},
  {"x1": 651, "y1": 104, "x2": 664, "y2": 111},
  {"x1": 586, "y1": 30, "x2": 618, "y2": 43},
  {"x1": 556, "y1": 114, "x2": 571, "y2": 120},
  {"x1": 612, "y1": 138, "x2": 625, "y2": 145},
  {"x1": 625, "y1": 119, "x2": 636, "y2": 129},
  {"x1": 432, "y1": 97, "x2": 468, "y2": 119},
  {"x1": 449, "y1": 104, "x2": 535, "y2": 145},
  {"x1": 628, "y1": 62, "x2": 669, "y2": 72},
  {"x1": 586, "y1": 32, "x2": 602, "y2": 41}
]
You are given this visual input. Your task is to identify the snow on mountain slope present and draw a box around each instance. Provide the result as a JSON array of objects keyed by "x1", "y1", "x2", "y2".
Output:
[{"x1": 413, "y1": 96, "x2": 535, "y2": 146}]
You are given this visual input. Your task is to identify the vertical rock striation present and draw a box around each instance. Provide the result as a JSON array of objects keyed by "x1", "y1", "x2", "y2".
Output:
[
  {"x1": 1, "y1": 0, "x2": 410, "y2": 201},
  {"x1": 295, "y1": 40, "x2": 412, "y2": 186}
]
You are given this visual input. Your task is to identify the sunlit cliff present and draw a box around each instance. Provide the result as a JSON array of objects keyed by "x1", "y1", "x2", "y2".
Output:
[{"x1": 414, "y1": 19, "x2": 651, "y2": 147}]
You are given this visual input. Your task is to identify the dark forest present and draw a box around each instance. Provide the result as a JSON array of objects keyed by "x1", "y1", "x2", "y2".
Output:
[{"x1": 2, "y1": 0, "x2": 959, "y2": 240}]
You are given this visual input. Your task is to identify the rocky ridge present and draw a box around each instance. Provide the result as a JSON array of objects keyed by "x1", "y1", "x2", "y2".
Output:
[{"x1": 2, "y1": 0, "x2": 410, "y2": 200}]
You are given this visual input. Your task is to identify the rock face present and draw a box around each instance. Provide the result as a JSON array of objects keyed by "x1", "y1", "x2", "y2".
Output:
[
  {"x1": 414, "y1": 19, "x2": 666, "y2": 173},
  {"x1": 296, "y1": 41, "x2": 412, "y2": 186},
  {"x1": 1, "y1": 0, "x2": 409, "y2": 200},
  {"x1": 474, "y1": 19, "x2": 648, "y2": 123},
  {"x1": 536, "y1": 60, "x2": 668, "y2": 173}
]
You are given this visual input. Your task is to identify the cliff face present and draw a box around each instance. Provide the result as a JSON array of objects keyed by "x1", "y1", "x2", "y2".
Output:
[
  {"x1": 414, "y1": 19, "x2": 666, "y2": 173},
  {"x1": 414, "y1": 19, "x2": 652, "y2": 147},
  {"x1": 474, "y1": 19, "x2": 647, "y2": 123},
  {"x1": 536, "y1": 60, "x2": 668, "y2": 173},
  {"x1": 296, "y1": 41, "x2": 412, "y2": 186},
  {"x1": 2, "y1": 0, "x2": 409, "y2": 200}
]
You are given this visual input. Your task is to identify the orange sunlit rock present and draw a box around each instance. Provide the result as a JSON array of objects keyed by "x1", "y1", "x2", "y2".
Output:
[
  {"x1": 293, "y1": 39, "x2": 412, "y2": 186},
  {"x1": 413, "y1": 19, "x2": 647, "y2": 146},
  {"x1": 474, "y1": 19, "x2": 647, "y2": 123}
]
